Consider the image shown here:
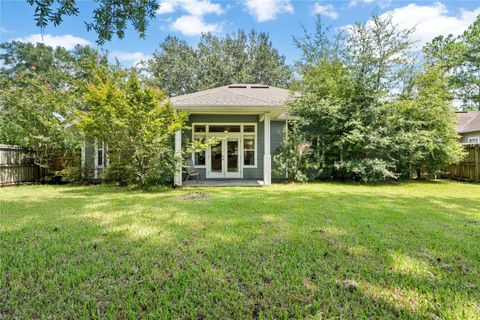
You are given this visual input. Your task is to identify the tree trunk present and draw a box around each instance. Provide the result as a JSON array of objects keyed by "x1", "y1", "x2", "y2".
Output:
[{"x1": 416, "y1": 168, "x2": 422, "y2": 180}]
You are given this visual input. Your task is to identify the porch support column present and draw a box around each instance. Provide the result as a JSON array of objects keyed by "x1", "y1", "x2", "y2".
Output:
[
  {"x1": 81, "y1": 139, "x2": 85, "y2": 179},
  {"x1": 174, "y1": 129, "x2": 183, "y2": 186},
  {"x1": 263, "y1": 112, "x2": 271, "y2": 185}
]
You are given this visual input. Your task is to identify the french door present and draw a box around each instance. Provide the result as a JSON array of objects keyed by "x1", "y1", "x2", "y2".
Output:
[{"x1": 207, "y1": 137, "x2": 242, "y2": 178}]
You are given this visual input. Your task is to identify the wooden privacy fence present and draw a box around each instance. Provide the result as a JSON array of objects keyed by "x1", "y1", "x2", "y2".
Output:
[
  {"x1": 445, "y1": 144, "x2": 480, "y2": 182},
  {"x1": 0, "y1": 144, "x2": 46, "y2": 186}
]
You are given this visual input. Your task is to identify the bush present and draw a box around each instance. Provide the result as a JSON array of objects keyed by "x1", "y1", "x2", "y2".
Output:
[{"x1": 78, "y1": 67, "x2": 186, "y2": 187}]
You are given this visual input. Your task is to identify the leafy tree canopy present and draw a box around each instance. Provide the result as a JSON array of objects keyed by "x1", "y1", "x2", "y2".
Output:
[
  {"x1": 26, "y1": 0, "x2": 159, "y2": 45},
  {"x1": 147, "y1": 30, "x2": 292, "y2": 96},
  {"x1": 77, "y1": 66, "x2": 186, "y2": 185},
  {"x1": 0, "y1": 42, "x2": 107, "y2": 169},
  {"x1": 424, "y1": 15, "x2": 480, "y2": 110},
  {"x1": 276, "y1": 14, "x2": 463, "y2": 182}
]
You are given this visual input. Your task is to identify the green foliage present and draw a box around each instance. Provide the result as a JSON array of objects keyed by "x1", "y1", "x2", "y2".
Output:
[
  {"x1": 424, "y1": 15, "x2": 480, "y2": 110},
  {"x1": 345, "y1": 14, "x2": 417, "y2": 99},
  {"x1": 388, "y1": 67, "x2": 465, "y2": 175},
  {"x1": 0, "y1": 43, "x2": 84, "y2": 169},
  {"x1": 78, "y1": 66, "x2": 186, "y2": 186},
  {"x1": 26, "y1": 0, "x2": 158, "y2": 45},
  {"x1": 147, "y1": 30, "x2": 292, "y2": 96},
  {"x1": 274, "y1": 125, "x2": 314, "y2": 182},
  {"x1": 0, "y1": 74, "x2": 80, "y2": 168},
  {"x1": 281, "y1": 14, "x2": 464, "y2": 182},
  {"x1": 0, "y1": 42, "x2": 109, "y2": 173}
]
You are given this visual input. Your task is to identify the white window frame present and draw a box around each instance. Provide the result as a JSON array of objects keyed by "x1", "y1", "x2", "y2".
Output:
[
  {"x1": 467, "y1": 137, "x2": 479, "y2": 144},
  {"x1": 192, "y1": 128, "x2": 207, "y2": 168},
  {"x1": 97, "y1": 140, "x2": 105, "y2": 168},
  {"x1": 191, "y1": 123, "x2": 258, "y2": 169}
]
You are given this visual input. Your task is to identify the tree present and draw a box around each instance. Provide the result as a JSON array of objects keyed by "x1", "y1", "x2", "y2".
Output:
[
  {"x1": 0, "y1": 72, "x2": 81, "y2": 170},
  {"x1": 344, "y1": 14, "x2": 418, "y2": 100},
  {"x1": 147, "y1": 30, "x2": 292, "y2": 96},
  {"x1": 26, "y1": 0, "x2": 159, "y2": 45},
  {"x1": 145, "y1": 36, "x2": 198, "y2": 96},
  {"x1": 388, "y1": 67, "x2": 465, "y2": 176},
  {"x1": 424, "y1": 15, "x2": 480, "y2": 110},
  {"x1": 77, "y1": 66, "x2": 186, "y2": 186},
  {"x1": 0, "y1": 41, "x2": 74, "y2": 86},
  {"x1": 278, "y1": 14, "x2": 463, "y2": 182},
  {"x1": 0, "y1": 42, "x2": 111, "y2": 177}
]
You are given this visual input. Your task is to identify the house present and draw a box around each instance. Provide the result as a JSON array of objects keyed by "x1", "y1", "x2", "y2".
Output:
[
  {"x1": 171, "y1": 84, "x2": 292, "y2": 186},
  {"x1": 81, "y1": 84, "x2": 292, "y2": 185},
  {"x1": 456, "y1": 111, "x2": 480, "y2": 144}
]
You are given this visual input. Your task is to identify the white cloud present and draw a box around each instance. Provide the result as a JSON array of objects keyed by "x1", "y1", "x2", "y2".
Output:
[
  {"x1": 13, "y1": 34, "x2": 91, "y2": 50},
  {"x1": 156, "y1": 0, "x2": 223, "y2": 36},
  {"x1": 0, "y1": 27, "x2": 12, "y2": 34},
  {"x1": 245, "y1": 0, "x2": 294, "y2": 22},
  {"x1": 112, "y1": 51, "x2": 151, "y2": 66},
  {"x1": 171, "y1": 15, "x2": 221, "y2": 36},
  {"x1": 380, "y1": 2, "x2": 480, "y2": 47},
  {"x1": 156, "y1": 0, "x2": 223, "y2": 15},
  {"x1": 313, "y1": 3, "x2": 338, "y2": 20},
  {"x1": 349, "y1": 0, "x2": 391, "y2": 9},
  {"x1": 349, "y1": 0, "x2": 377, "y2": 7}
]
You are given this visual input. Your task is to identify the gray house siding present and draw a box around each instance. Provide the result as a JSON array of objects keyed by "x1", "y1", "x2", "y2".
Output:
[
  {"x1": 185, "y1": 114, "x2": 286, "y2": 180},
  {"x1": 82, "y1": 137, "x2": 105, "y2": 180},
  {"x1": 82, "y1": 114, "x2": 287, "y2": 181},
  {"x1": 83, "y1": 137, "x2": 96, "y2": 180}
]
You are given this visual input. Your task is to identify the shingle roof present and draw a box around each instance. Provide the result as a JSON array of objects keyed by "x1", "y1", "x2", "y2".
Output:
[
  {"x1": 456, "y1": 111, "x2": 480, "y2": 133},
  {"x1": 170, "y1": 84, "x2": 291, "y2": 108}
]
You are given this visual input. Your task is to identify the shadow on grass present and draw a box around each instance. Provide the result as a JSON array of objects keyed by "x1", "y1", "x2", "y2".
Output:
[{"x1": 1, "y1": 183, "x2": 479, "y2": 318}]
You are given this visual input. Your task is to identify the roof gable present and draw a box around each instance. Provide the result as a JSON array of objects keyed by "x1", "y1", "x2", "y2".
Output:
[
  {"x1": 456, "y1": 111, "x2": 480, "y2": 133},
  {"x1": 170, "y1": 84, "x2": 291, "y2": 108}
]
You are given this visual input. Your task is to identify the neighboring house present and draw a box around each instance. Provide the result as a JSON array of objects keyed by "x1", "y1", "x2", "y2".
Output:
[
  {"x1": 456, "y1": 111, "x2": 480, "y2": 144},
  {"x1": 171, "y1": 84, "x2": 292, "y2": 186},
  {"x1": 81, "y1": 84, "x2": 293, "y2": 184}
]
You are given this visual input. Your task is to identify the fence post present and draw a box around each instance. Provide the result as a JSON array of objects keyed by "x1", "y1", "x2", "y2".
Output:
[{"x1": 475, "y1": 145, "x2": 479, "y2": 183}]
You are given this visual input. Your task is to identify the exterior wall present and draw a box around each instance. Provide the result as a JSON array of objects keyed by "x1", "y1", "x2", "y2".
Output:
[
  {"x1": 82, "y1": 115, "x2": 288, "y2": 182},
  {"x1": 186, "y1": 114, "x2": 286, "y2": 180},
  {"x1": 83, "y1": 137, "x2": 104, "y2": 180},
  {"x1": 459, "y1": 131, "x2": 480, "y2": 144},
  {"x1": 84, "y1": 137, "x2": 96, "y2": 179}
]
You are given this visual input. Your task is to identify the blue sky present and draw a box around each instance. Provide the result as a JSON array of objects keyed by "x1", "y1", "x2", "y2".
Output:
[{"x1": 1, "y1": 1, "x2": 479, "y2": 66}]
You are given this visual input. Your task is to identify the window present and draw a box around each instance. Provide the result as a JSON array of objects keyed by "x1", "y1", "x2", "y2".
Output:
[
  {"x1": 193, "y1": 125, "x2": 206, "y2": 132},
  {"x1": 209, "y1": 125, "x2": 241, "y2": 133},
  {"x1": 468, "y1": 137, "x2": 479, "y2": 144},
  {"x1": 242, "y1": 125, "x2": 256, "y2": 167},
  {"x1": 191, "y1": 123, "x2": 256, "y2": 167},
  {"x1": 97, "y1": 141, "x2": 105, "y2": 167},
  {"x1": 243, "y1": 134, "x2": 255, "y2": 166},
  {"x1": 193, "y1": 134, "x2": 206, "y2": 166},
  {"x1": 244, "y1": 125, "x2": 255, "y2": 133}
]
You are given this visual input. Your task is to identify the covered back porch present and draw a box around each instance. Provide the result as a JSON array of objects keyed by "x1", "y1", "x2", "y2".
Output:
[{"x1": 174, "y1": 112, "x2": 275, "y2": 186}]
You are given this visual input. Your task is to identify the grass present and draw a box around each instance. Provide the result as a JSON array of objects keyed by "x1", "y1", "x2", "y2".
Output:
[{"x1": 1, "y1": 181, "x2": 479, "y2": 319}]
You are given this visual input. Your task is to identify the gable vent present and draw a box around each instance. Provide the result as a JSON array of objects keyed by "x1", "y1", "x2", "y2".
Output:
[
  {"x1": 251, "y1": 85, "x2": 269, "y2": 89},
  {"x1": 228, "y1": 85, "x2": 247, "y2": 88}
]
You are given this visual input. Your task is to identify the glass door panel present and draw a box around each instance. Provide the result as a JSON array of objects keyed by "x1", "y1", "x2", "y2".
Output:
[
  {"x1": 206, "y1": 135, "x2": 243, "y2": 179},
  {"x1": 227, "y1": 139, "x2": 239, "y2": 173},
  {"x1": 210, "y1": 141, "x2": 223, "y2": 173},
  {"x1": 225, "y1": 138, "x2": 241, "y2": 178}
]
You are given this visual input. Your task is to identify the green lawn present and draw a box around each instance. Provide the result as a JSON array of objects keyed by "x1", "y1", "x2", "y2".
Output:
[{"x1": 1, "y1": 181, "x2": 479, "y2": 319}]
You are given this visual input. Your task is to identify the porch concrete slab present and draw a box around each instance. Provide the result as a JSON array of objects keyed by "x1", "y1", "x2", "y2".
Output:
[{"x1": 183, "y1": 179, "x2": 264, "y2": 187}]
